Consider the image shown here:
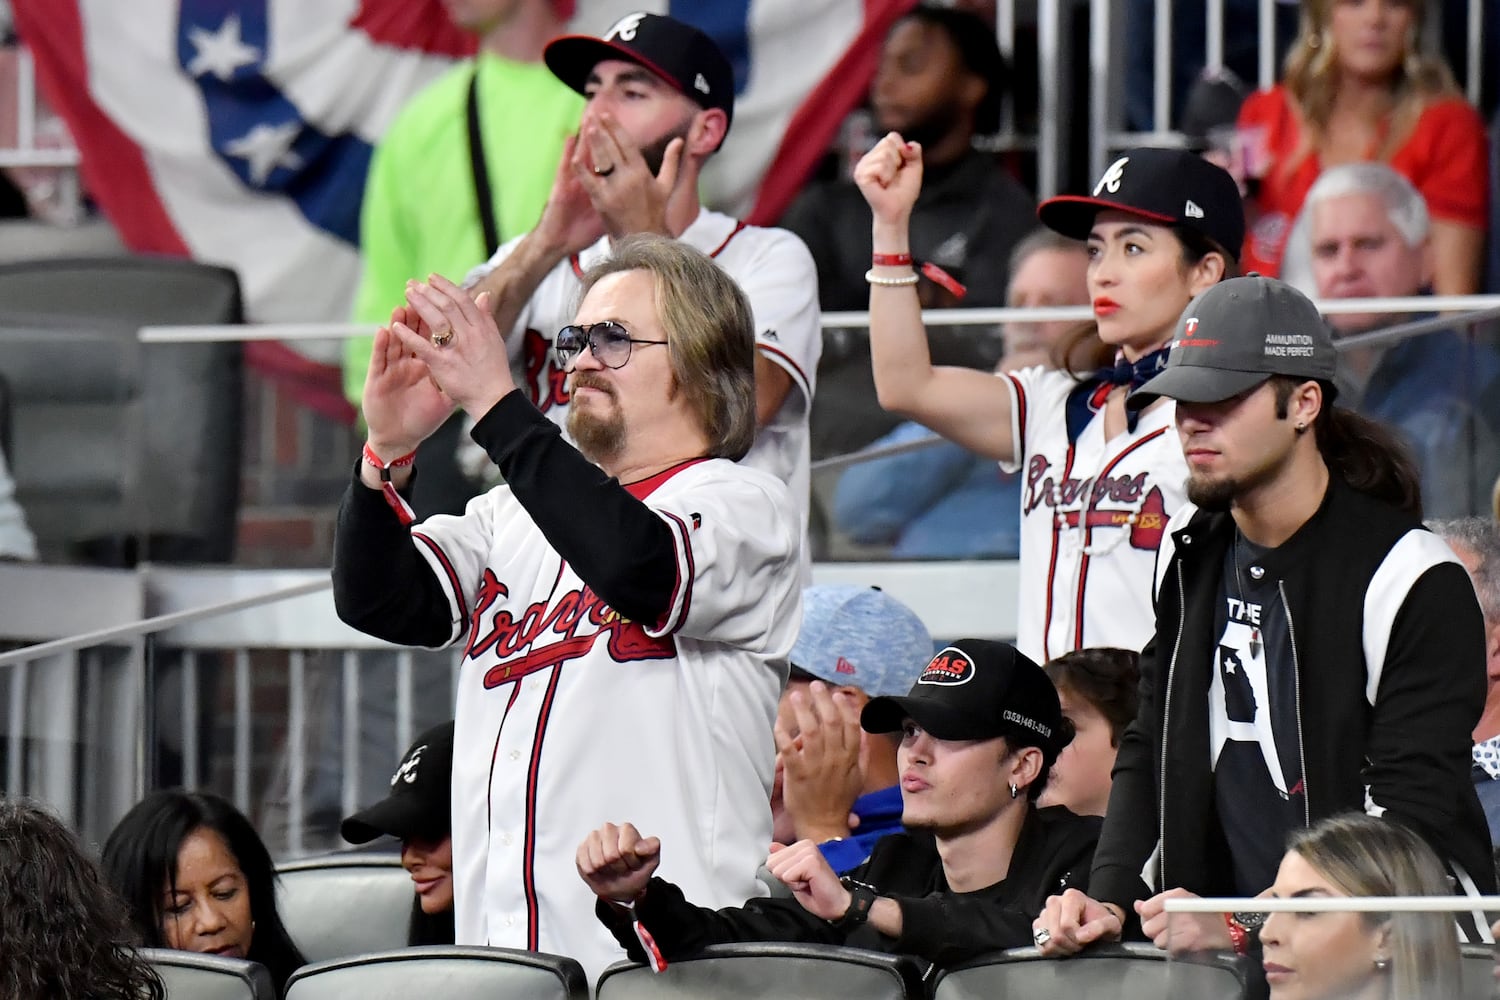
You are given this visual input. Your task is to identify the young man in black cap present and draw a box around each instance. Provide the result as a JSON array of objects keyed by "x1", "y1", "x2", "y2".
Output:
[
  {"x1": 576, "y1": 639, "x2": 1100, "y2": 970},
  {"x1": 341, "y1": 721, "x2": 457, "y2": 945},
  {"x1": 461, "y1": 11, "x2": 821, "y2": 543},
  {"x1": 1033, "y1": 276, "x2": 1496, "y2": 958}
]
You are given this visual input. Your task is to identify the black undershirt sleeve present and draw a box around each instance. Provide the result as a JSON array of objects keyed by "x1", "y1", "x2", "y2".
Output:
[
  {"x1": 331, "y1": 462, "x2": 456, "y2": 648},
  {"x1": 469, "y1": 390, "x2": 679, "y2": 626}
]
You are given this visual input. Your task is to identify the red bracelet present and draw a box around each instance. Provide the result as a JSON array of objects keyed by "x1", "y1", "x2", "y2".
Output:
[
  {"x1": 871, "y1": 252, "x2": 913, "y2": 267},
  {"x1": 362, "y1": 443, "x2": 417, "y2": 526}
]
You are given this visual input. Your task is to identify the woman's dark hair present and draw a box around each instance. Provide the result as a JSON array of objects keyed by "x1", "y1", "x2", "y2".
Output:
[
  {"x1": 101, "y1": 790, "x2": 306, "y2": 996},
  {"x1": 406, "y1": 895, "x2": 456, "y2": 947},
  {"x1": 1044, "y1": 647, "x2": 1141, "y2": 747},
  {"x1": 1269, "y1": 376, "x2": 1423, "y2": 518},
  {"x1": 897, "y1": 4, "x2": 1009, "y2": 134},
  {"x1": 0, "y1": 798, "x2": 164, "y2": 1000}
]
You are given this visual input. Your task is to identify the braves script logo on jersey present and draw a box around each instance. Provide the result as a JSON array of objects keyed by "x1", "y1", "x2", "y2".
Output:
[
  {"x1": 522, "y1": 328, "x2": 570, "y2": 413},
  {"x1": 1024, "y1": 458, "x2": 1169, "y2": 550},
  {"x1": 464, "y1": 569, "x2": 675, "y2": 688}
]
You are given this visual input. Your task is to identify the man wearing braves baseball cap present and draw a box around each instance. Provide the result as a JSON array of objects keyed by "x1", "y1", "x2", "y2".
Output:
[
  {"x1": 462, "y1": 10, "x2": 822, "y2": 583},
  {"x1": 1032, "y1": 276, "x2": 1495, "y2": 959},
  {"x1": 772, "y1": 585, "x2": 933, "y2": 872},
  {"x1": 576, "y1": 637, "x2": 1101, "y2": 966}
]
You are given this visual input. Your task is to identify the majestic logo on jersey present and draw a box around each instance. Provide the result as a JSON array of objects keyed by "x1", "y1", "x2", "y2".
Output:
[
  {"x1": 1023, "y1": 457, "x2": 1169, "y2": 551},
  {"x1": 918, "y1": 649, "x2": 973, "y2": 686},
  {"x1": 465, "y1": 569, "x2": 675, "y2": 688},
  {"x1": 522, "y1": 328, "x2": 570, "y2": 413}
]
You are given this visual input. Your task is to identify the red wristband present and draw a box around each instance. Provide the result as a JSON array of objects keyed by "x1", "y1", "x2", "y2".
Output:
[
  {"x1": 362, "y1": 443, "x2": 417, "y2": 526},
  {"x1": 920, "y1": 261, "x2": 968, "y2": 300},
  {"x1": 871, "y1": 252, "x2": 913, "y2": 267},
  {"x1": 1224, "y1": 912, "x2": 1249, "y2": 956}
]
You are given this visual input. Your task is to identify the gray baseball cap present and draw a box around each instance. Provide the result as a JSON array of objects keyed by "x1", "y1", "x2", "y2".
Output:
[
  {"x1": 788, "y1": 585, "x2": 933, "y2": 699},
  {"x1": 1128, "y1": 275, "x2": 1338, "y2": 411}
]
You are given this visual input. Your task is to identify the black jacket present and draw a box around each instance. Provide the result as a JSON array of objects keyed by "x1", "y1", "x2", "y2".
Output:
[
  {"x1": 597, "y1": 806, "x2": 1100, "y2": 970},
  {"x1": 1092, "y1": 476, "x2": 1496, "y2": 926}
]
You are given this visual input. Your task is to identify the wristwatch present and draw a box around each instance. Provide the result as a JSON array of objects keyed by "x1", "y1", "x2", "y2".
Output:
[{"x1": 829, "y1": 877, "x2": 880, "y2": 932}]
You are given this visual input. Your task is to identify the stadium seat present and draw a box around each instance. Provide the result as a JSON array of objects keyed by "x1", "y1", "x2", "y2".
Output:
[
  {"x1": 594, "y1": 942, "x2": 927, "y2": 1000},
  {"x1": 929, "y1": 943, "x2": 1251, "y2": 1000},
  {"x1": 276, "y1": 853, "x2": 413, "y2": 962},
  {"x1": 1461, "y1": 943, "x2": 1497, "y2": 1000},
  {"x1": 0, "y1": 256, "x2": 243, "y2": 565},
  {"x1": 283, "y1": 945, "x2": 588, "y2": 1000},
  {"x1": 141, "y1": 948, "x2": 275, "y2": 1000}
]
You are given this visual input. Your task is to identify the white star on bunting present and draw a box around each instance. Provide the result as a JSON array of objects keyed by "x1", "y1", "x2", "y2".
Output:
[
  {"x1": 186, "y1": 14, "x2": 260, "y2": 82},
  {"x1": 224, "y1": 122, "x2": 304, "y2": 186}
]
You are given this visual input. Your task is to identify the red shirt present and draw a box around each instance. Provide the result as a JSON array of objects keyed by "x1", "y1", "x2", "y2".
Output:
[{"x1": 1235, "y1": 84, "x2": 1489, "y2": 277}]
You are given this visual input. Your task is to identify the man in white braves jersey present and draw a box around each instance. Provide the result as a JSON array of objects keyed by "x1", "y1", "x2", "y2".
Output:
[
  {"x1": 463, "y1": 11, "x2": 821, "y2": 534},
  {"x1": 333, "y1": 234, "x2": 802, "y2": 983}
]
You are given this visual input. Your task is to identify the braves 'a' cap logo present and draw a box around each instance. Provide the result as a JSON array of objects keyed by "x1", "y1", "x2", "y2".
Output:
[
  {"x1": 391, "y1": 743, "x2": 427, "y2": 787},
  {"x1": 919, "y1": 647, "x2": 974, "y2": 686},
  {"x1": 607, "y1": 12, "x2": 645, "y2": 41},
  {"x1": 1094, "y1": 156, "x2": 1129, "y2": 196}
]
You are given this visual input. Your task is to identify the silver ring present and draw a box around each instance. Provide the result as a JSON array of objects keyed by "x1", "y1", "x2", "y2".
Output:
[
  {"x1": 594, "y1": 165, "x2": 615, "y2": 177},
  {"x1": 1033, "y1": 927, "x2": 1052, "y2": 947}
]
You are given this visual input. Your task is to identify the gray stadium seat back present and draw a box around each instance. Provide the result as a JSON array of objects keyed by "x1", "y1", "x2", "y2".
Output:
[
  {"x1": 284, "y1": 945, "x2": 588, "y2": 1000},
  {"x1": 0, "y1": 256, "x2": 243, "y2": 564},
  {"x1": 595, "y1": 942, "x2": 926, "y2": 1000},
  {"x1": 932, "y1": 943, "x2": 1251, "y2": 1000},
  {"x1": 1461, "y1": 943, "x2": 1496, "y2": 1000},
  {"x1": 142, "y1": 948, "x2": 275, "y2": 1000},
  {"x1": 276, "y1": 854, "x2": 413, "y2": 962}
]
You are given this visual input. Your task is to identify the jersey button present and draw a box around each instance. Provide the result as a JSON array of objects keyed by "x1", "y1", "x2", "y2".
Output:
[{"x1": 510, "y1": 749, "x2": 522, "y2": 761}]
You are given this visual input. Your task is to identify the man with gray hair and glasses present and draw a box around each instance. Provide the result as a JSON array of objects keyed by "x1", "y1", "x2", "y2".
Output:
[
  {"x1": 1303, "y1": 162, "x2": 1500, "y2": 518},
  {"x1": 1429, "y1": 517, "x2": 1500, "y2": 844}
]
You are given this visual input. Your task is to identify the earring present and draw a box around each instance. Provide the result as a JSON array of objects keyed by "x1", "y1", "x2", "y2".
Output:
[
  {"x1": 1374, "y1": 956, "x2": 1391, "y2": 972},
  {"x1": 1009, "y1": 782, "x2": 1020, "y2": 799},
  {"x1": 1295, "y1": 422, "x2": 1307, "y2": 433}
]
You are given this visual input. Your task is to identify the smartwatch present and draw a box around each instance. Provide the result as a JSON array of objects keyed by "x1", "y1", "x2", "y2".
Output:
[{"x1": 829, "y1": 877, "x2": 880, "y2": 932}]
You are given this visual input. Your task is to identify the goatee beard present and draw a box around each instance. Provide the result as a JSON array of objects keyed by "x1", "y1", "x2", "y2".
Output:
[
  {"x1": 567, "y1": 405, "x2": 625, "y2": 465},
  {"x1": 1186, "y1": 474, "x2": 1237, "y2": 512}
]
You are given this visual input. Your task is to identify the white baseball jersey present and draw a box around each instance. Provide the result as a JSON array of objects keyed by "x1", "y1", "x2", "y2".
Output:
[
  {"x1": 465, "y1": 209, "x2": 822, "y2": 530},
  {"x1": 999, "y1": 367, "x2": 1190, "y2": 663},
  {"x1": 412, "y1": 458, "x2": 802, "y2": 984}
]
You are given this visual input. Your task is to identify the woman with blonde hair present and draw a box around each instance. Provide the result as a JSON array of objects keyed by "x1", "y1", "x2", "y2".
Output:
[
  {"x1": 1236, "y1": 0, "x2": 1487, "y2": 292},
  {"x1": 1260, "y1": 813, "x2": 1461, "y2": 1000}
]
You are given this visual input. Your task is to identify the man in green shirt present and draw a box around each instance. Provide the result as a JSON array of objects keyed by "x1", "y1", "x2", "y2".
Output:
[{"x1": 346, "y1": 0, "x2": 582, "y2": 514}]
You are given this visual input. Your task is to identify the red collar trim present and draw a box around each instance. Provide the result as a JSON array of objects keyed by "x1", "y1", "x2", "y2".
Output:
[{"x1": 623, "y1": 458, "x2": 710, "y2": 500}]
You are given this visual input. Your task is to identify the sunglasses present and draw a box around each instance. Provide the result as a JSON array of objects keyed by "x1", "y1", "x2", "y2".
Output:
[{"x1": 555, "y1": 321, "x2": 668, "y2": 370}]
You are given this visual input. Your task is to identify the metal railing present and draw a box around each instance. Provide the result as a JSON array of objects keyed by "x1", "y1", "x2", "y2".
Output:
[{"x1": 1, "y1": 297, "x2": 1498, "y2": 854}]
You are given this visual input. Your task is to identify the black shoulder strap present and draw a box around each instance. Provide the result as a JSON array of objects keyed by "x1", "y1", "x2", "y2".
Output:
[{"x1": 465, "y1": 65, "x2": 501, "y2": 258}]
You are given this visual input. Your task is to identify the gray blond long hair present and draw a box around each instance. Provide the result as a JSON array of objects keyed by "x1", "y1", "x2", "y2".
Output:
[{"x1": 581, "y1": 234, "x2": 757, "y2": 460}]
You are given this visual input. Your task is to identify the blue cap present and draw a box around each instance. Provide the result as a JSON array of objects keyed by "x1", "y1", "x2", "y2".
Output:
[{"x1": 788, "y1": 586, "x2": 933, "y2": 698}]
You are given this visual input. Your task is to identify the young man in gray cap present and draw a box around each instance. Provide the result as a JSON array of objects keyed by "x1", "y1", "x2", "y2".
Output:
[
  {"x1": 577, "y1": 639, "x2": 1099, "y2": 970},
  {"x1": 1034, "y1": 276, "x2": 1496, "y2": 959},
  {"x1": 771, "y1": 585, "x2": 934, "y2": 872}
]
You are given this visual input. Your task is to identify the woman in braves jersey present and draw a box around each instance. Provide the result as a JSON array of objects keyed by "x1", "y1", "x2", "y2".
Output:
[{"x1": 858, "y1": 139, "x2": 1245, "y2": 662}]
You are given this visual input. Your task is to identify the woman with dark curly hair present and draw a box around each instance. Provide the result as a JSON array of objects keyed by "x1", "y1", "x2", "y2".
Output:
[
  {"x1": 102, "y1": 790, "x2": 306, "y2": 997},
  {"x1": 0, "y1": 798, "x2": 164, "y2": 1000}
]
